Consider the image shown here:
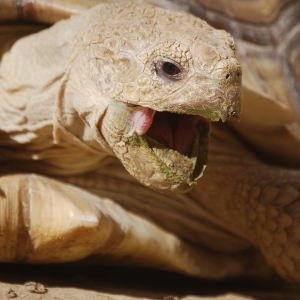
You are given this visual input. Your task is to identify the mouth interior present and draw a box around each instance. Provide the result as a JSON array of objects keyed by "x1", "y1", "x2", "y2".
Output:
[{"x1": 146, "y1": 111, "x2": 208, "y2": 157}]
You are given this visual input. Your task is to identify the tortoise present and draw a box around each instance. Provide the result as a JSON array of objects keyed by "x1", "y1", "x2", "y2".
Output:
[{"x1": 0, "y1": 0, "x2": 300, "y2": 286}]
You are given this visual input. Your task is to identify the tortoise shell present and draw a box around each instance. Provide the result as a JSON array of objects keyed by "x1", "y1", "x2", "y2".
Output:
[{"x1": 190, "y1": 0, "x2": 300, "y2": 167}]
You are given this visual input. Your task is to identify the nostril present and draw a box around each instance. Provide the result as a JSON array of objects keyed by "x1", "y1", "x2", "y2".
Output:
[{"x1": 226, "y1": 71, "x2": 241, "y2": 80}]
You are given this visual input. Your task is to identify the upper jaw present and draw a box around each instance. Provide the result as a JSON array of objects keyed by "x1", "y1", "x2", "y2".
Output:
[
  {"x1": 151, "y1": 78, "x2": 242, "y2": 122},
  {"x1": 122, "y1": 70, "x2": 243, "y2": 123}
]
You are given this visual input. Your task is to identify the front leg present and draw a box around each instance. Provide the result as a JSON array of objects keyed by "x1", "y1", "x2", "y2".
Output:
[
  {"x1": 192, "y1": 123, "x2": 300, "y2": 282},
  {"x1": 0, "y1": 173, "x2": 248, "y2": 279}
]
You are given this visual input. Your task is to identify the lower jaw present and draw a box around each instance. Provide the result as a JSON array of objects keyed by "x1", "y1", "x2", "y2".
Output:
[{"x1": 124, "y1": 122, "x2": 210, "y2": 194}]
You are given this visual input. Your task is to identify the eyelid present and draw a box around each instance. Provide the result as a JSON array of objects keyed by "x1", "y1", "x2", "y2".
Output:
[{"x1": 155, "y1": 58, "x2": 183, "y2": 83}]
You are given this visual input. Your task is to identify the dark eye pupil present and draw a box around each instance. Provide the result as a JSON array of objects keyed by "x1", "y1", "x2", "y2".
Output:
[{"x1": 162, "y1": 62, "x2": 181, "y2": 76}]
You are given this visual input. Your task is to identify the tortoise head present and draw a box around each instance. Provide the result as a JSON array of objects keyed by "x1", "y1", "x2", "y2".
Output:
[{"x1": 66, "y1": 3, "x2": 242, "y2": 193}]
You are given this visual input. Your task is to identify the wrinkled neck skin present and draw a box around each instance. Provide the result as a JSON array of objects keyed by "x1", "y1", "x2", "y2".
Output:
[
  {"x1": 0, "y1": 9, "x2": 175, "y2": 179},
  {"x1": 0, "y1": 13, "x2": 116, "y2": 175}
]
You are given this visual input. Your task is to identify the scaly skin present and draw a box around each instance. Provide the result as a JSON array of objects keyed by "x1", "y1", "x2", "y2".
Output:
[
  {"x1": 193, "y1": 124, "x2": 300, "y2": 282},
  {"x1": 0, "y1": 2, "x2": 300, "y2": 284}
]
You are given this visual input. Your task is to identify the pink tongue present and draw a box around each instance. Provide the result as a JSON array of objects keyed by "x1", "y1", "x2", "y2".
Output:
[{"x1": 129, "y1": 107, "x2": 156, "y2": 135}]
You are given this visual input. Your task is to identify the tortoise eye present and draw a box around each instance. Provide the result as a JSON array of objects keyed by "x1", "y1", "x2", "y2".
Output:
[
  {"x1": 162, "y1": 62, "x2": 181, "y2": 76},
  {"x1": 155, "y1": 59, "x2": 183, "y2": 82}
]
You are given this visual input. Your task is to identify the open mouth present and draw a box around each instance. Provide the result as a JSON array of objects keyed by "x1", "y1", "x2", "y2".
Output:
[
  {"x1": 128, "y1": 106, "x2": 211, "y2": 189},
  {"x1": 102, "y1": 103, "x2": 211, "y2": 193},
  {"x1": 146, "y1": 111, "x2": 210, "y2": 184},
  {"x1": 146, "y1": 111, "x2": 209, "y2": 157}
]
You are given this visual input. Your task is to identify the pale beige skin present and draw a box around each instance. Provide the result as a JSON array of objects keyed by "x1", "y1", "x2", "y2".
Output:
[{"x1": 0, "y1": 0, "x2": 300, "y2": 285}]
